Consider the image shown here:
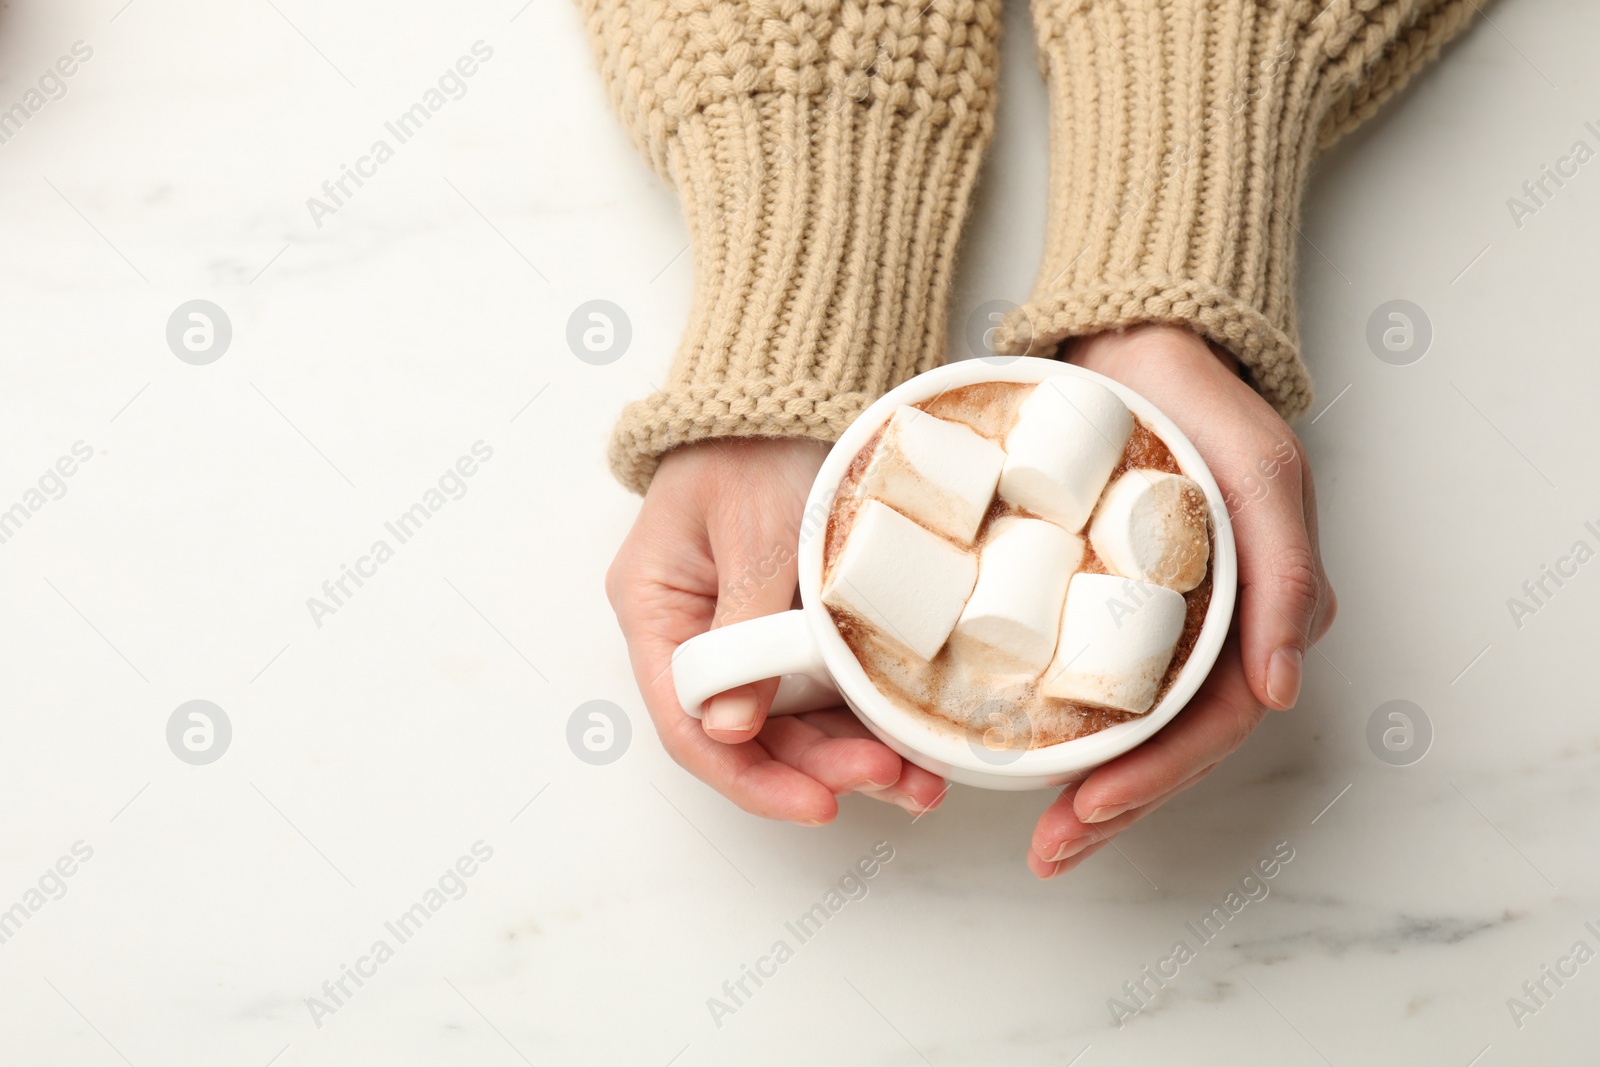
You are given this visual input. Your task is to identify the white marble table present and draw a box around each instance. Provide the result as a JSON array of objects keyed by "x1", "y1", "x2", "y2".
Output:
[{"x1": 1, "y1": 1, "x2": 1595, "y2": 1064}]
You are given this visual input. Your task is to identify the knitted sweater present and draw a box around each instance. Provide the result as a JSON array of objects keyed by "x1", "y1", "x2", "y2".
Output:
[{"x1": 580, "y1": 0, "x2": 1479, "y2": 494}]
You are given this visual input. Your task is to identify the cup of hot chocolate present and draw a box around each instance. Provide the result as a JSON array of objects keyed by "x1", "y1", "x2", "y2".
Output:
[{"x1": 670, "y1": 356, "x2": 1237, "y2": 790}]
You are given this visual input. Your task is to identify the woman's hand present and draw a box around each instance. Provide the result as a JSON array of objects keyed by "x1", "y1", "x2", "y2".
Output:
[
  {"x1": 606, "y1": 437, "x2": 950, "y2": 824},
  {"x1": 1026, "y1": 325, "x2": 1338, "y2": 878}
]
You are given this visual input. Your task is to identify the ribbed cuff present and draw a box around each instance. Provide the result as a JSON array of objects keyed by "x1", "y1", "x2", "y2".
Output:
[
  {"x1": 603, "y1": 3, "x2": 1000, "y2": 494},
  {"x1": 997, "y1": 0, "x2": 1478, "y2": 421},
  {"x1": 609, "y1": 379, "x2": 879, "y2": 489}
]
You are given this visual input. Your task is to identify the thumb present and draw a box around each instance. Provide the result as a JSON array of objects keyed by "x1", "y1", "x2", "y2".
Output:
[
  {"x1": 1231, "y1": 455, "x2": 1325, "y2": 711},
  {"x1": 699, "y1": 512, "x2": 803, "y2": 741}
]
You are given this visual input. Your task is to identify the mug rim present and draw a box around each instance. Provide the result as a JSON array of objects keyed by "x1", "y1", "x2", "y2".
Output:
[{"x1": 796, "y1": 355, "x2": 1239, "y2": 780}]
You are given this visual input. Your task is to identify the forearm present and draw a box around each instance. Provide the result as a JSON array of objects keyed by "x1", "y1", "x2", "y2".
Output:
[
  {"x1": 580, "y1": 0, "x2": 1002, "y2": 493},
  {"x1": 998, "y1": 0, "x2": 1481, "y2": 419}
]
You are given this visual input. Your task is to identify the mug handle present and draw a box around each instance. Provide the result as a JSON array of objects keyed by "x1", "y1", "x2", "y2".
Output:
[{"x1": 671, "y1": 610, "x2": 842, "y2": 719}]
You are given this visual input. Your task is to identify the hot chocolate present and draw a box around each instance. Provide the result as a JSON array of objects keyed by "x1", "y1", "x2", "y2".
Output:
[{"x1": 820, "y1": 378, "x2": 1214, "y2": 751}]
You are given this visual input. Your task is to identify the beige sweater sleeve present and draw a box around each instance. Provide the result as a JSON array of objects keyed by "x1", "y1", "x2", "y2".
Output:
[
  {"x1": 580, "y1": 0, "x2": 1002, "y2": 493},
  {"x1": 994, "y1": 0, "x2": 1481, "y2": 418}
]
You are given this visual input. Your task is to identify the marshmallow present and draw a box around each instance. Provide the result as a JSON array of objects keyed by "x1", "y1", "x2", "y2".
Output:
[
  {"x1": 1000, "y1": 379, "x2": 1133, "y2": 531},
  {"x1": 823, "y1": 499, "x2": 978, "y2": 661},
  {"x1": 1041, "y1": 572, "x2": 1186, "y2": 714},
  {"x1": 1089, "y1": 470, "x2": 1211, "y2": 593},
  {"x1": 859, "y1": 405, "x2": 1005, "y2": 545},
  {"x1": 952, "y1": 516, "x2": 1084, "y2": 673}
]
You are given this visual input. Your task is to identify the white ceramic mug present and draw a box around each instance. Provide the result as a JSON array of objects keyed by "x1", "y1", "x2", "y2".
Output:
[{"x1": 670, "y1": 357, "x2": 1237, "y2": 790}]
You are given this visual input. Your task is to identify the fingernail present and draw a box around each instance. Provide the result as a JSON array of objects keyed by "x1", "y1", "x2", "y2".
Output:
[
  {"x1": 1042, "y1": 859, "x2": 1068, "y2": 880},
  {"x1": 1267, "y1": 646, "x2": 1304, "y2": 709},
  {"x1": 1080, "y1": 802, "x2": 1130, "y2": 824},
  {"x1": 858, "y1": 779, "x2": 896, "y2": 792},
  {"x1": 703, "y1": 691, "x2": 758, "y2": 733},
  {"x1": 1044, "y1": 837, "x2": 1093, "y2": 863},
  {"x1": 894, "y1": 795, "x2": 928, "y2": 816}
]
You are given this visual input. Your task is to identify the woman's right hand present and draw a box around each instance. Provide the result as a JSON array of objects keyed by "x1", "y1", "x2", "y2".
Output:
[{"x1": 606, "y1": 436, "x2": 950, "y2": 824}]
